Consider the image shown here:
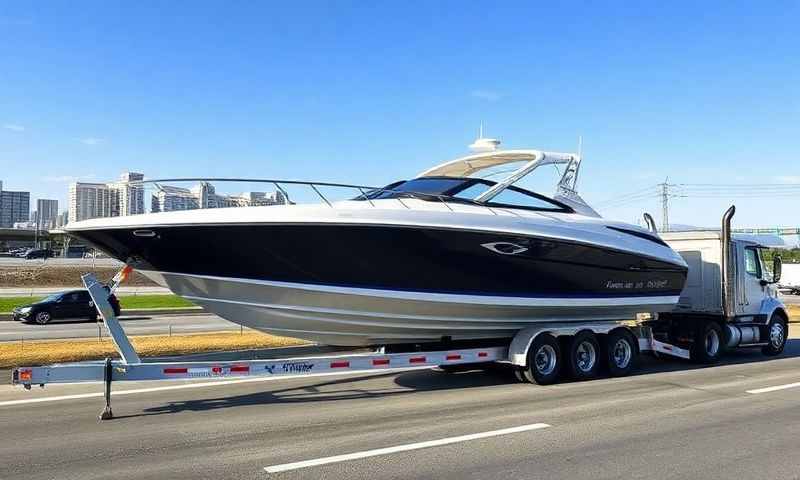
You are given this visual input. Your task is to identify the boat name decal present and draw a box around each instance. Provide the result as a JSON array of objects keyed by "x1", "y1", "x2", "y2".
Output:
[{"x1": 605, "y1": 279, "x2": 669, "y2": 290}]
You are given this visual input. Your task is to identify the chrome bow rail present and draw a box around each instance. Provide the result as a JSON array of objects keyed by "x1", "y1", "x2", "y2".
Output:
[{"x1": 130, "y1": 177, "x2": 507, "y2": 215}]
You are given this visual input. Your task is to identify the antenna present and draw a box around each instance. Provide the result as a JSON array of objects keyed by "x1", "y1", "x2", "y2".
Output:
[{"x1": 478, "y1": 122, "x2": 484, "y2": 139}]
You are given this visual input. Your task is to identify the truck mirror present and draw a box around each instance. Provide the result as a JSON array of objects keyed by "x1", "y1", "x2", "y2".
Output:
[{"x1": 773, "y1": 256, "x2": 782, "y2": 284}]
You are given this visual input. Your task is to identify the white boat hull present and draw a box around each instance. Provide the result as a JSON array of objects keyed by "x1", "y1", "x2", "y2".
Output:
[{"x1": 143, "y1": 270, "x2": 679, "y2": 346}]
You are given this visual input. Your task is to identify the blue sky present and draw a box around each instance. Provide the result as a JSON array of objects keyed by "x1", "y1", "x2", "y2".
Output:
[{"x1": 1, "y1": 1, "x2": 798, "y2": 232}]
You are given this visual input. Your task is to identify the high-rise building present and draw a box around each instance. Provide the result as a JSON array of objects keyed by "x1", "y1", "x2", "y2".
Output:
[
  {"x1": 111, "y1": 172, "x2": 145, "y2": 217},
  {"x1": 68, "y1": 172, "x2": 145, "y2": 222},
  {"x1": 68, "y1": 182, "x2": 112, "y2": 223},
  {"x1": 55, "y1": 211, "x2": 69, "y2": 228},
  {"x1": 36, "y1": 199, "x2": 59, "y2": 230},
  {"x1": 151, "y1": 185, "x2": 199, "y2": 212},
  {"x1": 0, "y1": 182, "x2": 31, "y2": 228},
  {"x1": 151, "y1": 183, "x2": 288, "y2": 213}
]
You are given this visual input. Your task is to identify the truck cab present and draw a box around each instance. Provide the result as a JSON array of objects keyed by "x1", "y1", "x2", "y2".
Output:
[{"x1": 657, "y1": 207, "x2": 788, "y2": 363}]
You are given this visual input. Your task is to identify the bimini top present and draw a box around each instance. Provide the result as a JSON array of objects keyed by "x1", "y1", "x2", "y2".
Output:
[
  {"x1": 417, "y1": 150, "x2": 550, "y2": 178},
  {"x1": 414, "y1": 135, "x2": 597, "y2": 216}
]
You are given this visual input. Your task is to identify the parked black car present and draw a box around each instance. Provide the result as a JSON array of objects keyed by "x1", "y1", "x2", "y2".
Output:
[
  {"x1": 12, "y1": 289, "x2": 121, "y2": 325},
  {"x1": 22, "y1": 248, "x2": 53, "y2": 260}
]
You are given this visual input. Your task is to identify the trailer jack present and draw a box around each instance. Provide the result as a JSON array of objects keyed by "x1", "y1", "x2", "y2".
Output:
[{"x1": 100, "y1": 357, "x2": 113, "y2": 421}]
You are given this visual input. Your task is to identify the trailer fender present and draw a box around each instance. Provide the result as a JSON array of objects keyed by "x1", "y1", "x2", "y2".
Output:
[
  {"x1": 508, "y1": 326, "x2": 553, "y2": 366},
  {"x1": 508, "y1": 324, "x2": 625, "y2": 366}
]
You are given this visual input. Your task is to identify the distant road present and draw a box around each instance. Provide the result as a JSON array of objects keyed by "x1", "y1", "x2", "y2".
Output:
[
  {"x1": 0, "y1": 286, "x2": 171, "y2": 297},
  {"x1": 781, "y1": 294, "x2": 800, "y2": 305},
  {"x1": 0, "y1": 257, "x2": 122, "y2": 267},
  {"x1": 0, "y1": 313, "x2": 239, "y2": 341}
]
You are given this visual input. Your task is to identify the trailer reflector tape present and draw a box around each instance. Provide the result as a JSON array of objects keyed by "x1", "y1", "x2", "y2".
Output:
[
  {"x1": 211, "y1": 366, "x2": 223, "y2": 375},
  {"x1": 164, "y1": 368, "x2": 188, "y2": 374},
  {"x1": 478, "y1": 352, "x2": 488, "y2": 358},
  {"x1": 409, "y1": 356, "x2": 426, "y2": 364},
  {"x1": 19, "y1": 369, "x2": 32, "y2": 381},
  {"x1": 230, "y1": 365, "x2": 250, "y2": 373},
  {"x1": 330, "y1": 361, "x2": 350, "y2": 368},
  {"x1": 445, "y1": 354, "x2": 461, "y2": 361},
  {"x1": 372, "y1": 359, "x2": 390, "y2": 366}
]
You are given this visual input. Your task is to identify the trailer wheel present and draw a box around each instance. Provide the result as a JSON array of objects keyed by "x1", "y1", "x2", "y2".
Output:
[
  {"x1": 762, "y1": 313, "x2": 788, "y2": 356},
  {"x1": 691, "y1": 320, "x2": 723, "y2": 364},
  {"x1": 566, "y1": 331, "x2": 601, "y2": 380},
  {"x1": 522, "y1": 333, "x2": 561, "y2": 385},
  {"x1": 604, "y1": 329, "x2": 639, "y2": 377}
]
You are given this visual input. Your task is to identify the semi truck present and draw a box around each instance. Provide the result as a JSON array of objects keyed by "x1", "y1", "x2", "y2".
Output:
[{"x1": 11, "y1": 206, "x2": 790, "y2": 420}]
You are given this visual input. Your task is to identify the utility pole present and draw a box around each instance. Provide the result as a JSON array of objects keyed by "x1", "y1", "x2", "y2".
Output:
[{"x1": 660, "y1": 181, "x2": 670, "y2": 232}]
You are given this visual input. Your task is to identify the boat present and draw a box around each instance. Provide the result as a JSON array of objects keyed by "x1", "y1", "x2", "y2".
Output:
[{"x1": 65, "y1": 135, "x2": 688, "y2": 346}]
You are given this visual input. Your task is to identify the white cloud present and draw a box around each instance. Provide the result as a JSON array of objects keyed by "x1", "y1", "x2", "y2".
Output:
[
  {"x1": 3, "y1": 124, "x2": 24, "y2": 132},
  {"x1": 470, "y1": 89, "x2": 502, "y2": 101},
  {"x1": 775, "y1": 175, "x2": 800, "y2": 184},
  {"x1": 80, "y1": 137, "x2": 105, "y2": 146}
]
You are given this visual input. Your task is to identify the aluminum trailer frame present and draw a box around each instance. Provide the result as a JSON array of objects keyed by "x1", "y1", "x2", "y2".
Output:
[{"x1": 10, "y1": 272, "x2": 689, "y2": 420}]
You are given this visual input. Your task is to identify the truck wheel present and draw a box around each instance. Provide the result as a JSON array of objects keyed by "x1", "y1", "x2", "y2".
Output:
[
  {"x1": 566, "y1": 331, "x2": 601, "y2": 380},
  {"x1": 604, "y1": 329, "x2": 639, "y2": 377},
  {"x1": 523, "y1": 333, "x2": 561, "y2": 385},
  {"x1": 691, "y1": 320, "x2": 723, "y2": 364},
  {"x1": 762, "y1": 313, "x2": 788, "y2": 356}
]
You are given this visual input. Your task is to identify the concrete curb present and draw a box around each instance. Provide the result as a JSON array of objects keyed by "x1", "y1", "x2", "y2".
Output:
[{"x1": 0, "y1": 307, "x2": 205, "y2": 321}]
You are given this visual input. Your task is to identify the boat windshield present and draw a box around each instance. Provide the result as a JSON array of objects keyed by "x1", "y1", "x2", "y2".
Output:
[{"x1": 362, "y1": 177, "x2": 573, "y2": 212}]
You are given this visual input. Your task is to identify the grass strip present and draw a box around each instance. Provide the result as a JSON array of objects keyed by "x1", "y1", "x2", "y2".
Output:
[
  {"x1": 0, "y1": 294, "x2": 195, "y2": 313},
  {"x1": 0, "y1": 331, "x2": 308, "y2": 368}
]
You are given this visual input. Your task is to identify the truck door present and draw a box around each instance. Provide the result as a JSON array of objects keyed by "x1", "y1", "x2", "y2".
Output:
[{"x1": 739, "y1": 246, "x2": 765, "y2": 317}]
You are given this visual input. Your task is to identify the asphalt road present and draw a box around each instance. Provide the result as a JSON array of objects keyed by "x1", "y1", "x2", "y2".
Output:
[
  {"x1": 0, "y1": 313, "x2": 240, "y2": 341},
  {"x1": 2, "y1": 331, "x2": 800, "y2": 479}
]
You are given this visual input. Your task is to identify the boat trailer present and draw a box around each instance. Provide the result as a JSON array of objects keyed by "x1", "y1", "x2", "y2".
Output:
[{"x1": 10, "y1": 271, "x2": 689, "y2": 421}]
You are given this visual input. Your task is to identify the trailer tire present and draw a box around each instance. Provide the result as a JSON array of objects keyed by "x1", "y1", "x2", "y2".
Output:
[
  {"x1": 691, "y1": 320, "x2": 723, "y2": 364},
  {"x1": 762, "y1": 312, "x2": 788, "y2": 356},
  {"x1": 566, "y1": 331, "x2": 601, "y2": 380},
  {"x1": 523, "y1": 333, "x2": 561, "y2": 385},
  {"x1": 603, "y1": 329, "x2": 639, "y2": 377}
]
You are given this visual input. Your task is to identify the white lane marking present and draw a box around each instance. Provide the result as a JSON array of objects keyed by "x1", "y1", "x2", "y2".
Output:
[
  {"x1": 746, "y1": 381, "x2": 800, "y2": 394},
  {"x1": 0, "y1": 367, "x2": 431, "y2": 408},
  {"x1": 263, "y1": 423, "x2": 551, "y2": 473}
]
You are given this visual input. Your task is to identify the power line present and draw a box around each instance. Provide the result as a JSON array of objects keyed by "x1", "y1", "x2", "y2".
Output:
[{"x1": 594, "y1": 181, "x2": 800, "y2": 231}]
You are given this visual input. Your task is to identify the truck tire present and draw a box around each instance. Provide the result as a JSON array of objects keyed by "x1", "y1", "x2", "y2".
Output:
[
  {"x1": 603, "y1": 328, "x2": 639, "y2": 377},
  {"x1": 762, "y1": 313, "x2": 788, "y2": 356},
  {"x1": 566, "y1": 331, "x2": 601, "y2": 380},
  {"x1": 523, "y1": 333, "x2": 561, "y2": 385},
  {"x1": 691, "y1": 320, "x2": 723, "y2": 364}
]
